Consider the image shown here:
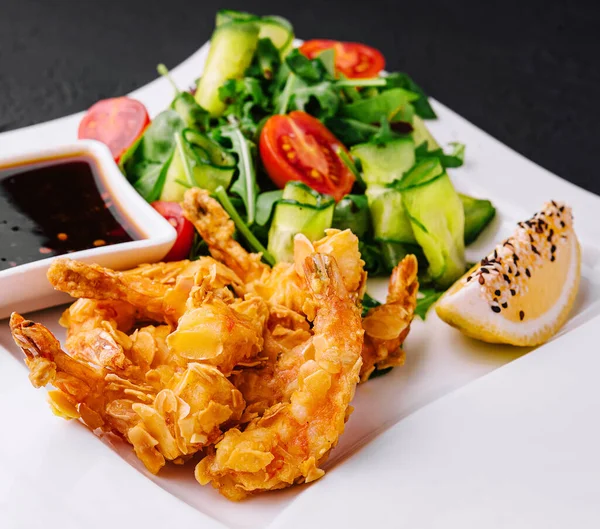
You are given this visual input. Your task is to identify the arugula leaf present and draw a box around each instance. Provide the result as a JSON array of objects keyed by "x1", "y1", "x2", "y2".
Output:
[
  {"x1": 415, "y1": 288, "x2": 444, "y2": 319},
  {"x1": 119, "y1": 109, "x2": 185, "y2": 202},
  {"x1": 340, "y1": 88, "x2": 416, "y2": 124},
  {"x1": 359, "y1": 241, "x2": 387, "y2": 276},
  {"x1": 324, "y1": 118, "x2": 382, "y2": 146},
  {"x1": 285, "y1": 48, "x2": 329, "y2": 82},
  {"x1": 290, "y1": 81, "x2": 340, "y2": 119},
  {"x1": 255, "y1": 189, "x2": 283, "y2": 226},
  {"x1": 415, "y1": 141, "x2": 466, "y2": 169},
  {"x1": 385, "y1": 72, "x2": 437, "y2": 119},
  {"x1": 214, "y1": 186, "x2": 275, "y2": 265},
  {"x1": 275, "y1": 73, "x2": 302, "y2": 114},
  {"x1": 246, "y1": 37, "x2": 281, "y2": 80},
  {"x1": 220, "y1": 124, "x2": 258, "y2": 225},
  {"x1": 332, "y1": 194, "x2": 370, "y2": 238},
  {"x1": 361, "y1": 292, "x2": 382, "y2": 318}
]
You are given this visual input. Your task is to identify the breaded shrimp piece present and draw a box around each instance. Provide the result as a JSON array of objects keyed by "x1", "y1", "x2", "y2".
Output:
[
  {"x1": 166, "y1": 274, "x2": 269, "y2": 376},
  {"x1": 10, "y1": 313, "x2": 245, "y2": 475},
  {"x1": 47, "y1": 259, "x2": 185, "y2": 325},
  {"x1": 360, "y1": 254, "x2": 419, "y2": 381},
  {"x1": 182, "y1": 188, "x2": 268, "y2": 283},
  {"x1": 195, "y1": 254, "x2": 364, "y2": 500}
]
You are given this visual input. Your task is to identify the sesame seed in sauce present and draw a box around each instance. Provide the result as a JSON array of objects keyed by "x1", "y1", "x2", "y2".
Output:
[
  {"x1": 502, "y1": 302, "x2": 508, "y2": 309},
  {"x1": 503, "y1": 274, "x2": 510, "y2": 283},
  {"x1": 495, "y1": 289, "x2": 501, "y2": 296},
  {"x1": 510, "y1": 289, "x2": 516, "y2": 296},
  {"x1": 551, "y1": 244, "x2": 556, "y2": 253},
  {"x1": 525, "y1": 268, "x2": 531, "y2": 277},
  {"x1": 519, "y1": 310, "x2": 525, "y2": 321},
  {"x1": 491, "y1": 305, "x2": 501, "y2": 313}
]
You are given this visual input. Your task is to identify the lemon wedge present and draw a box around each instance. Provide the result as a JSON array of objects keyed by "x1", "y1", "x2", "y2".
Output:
[{"x1": 436, "y1": 201, "x2": 580, "y2": 346}]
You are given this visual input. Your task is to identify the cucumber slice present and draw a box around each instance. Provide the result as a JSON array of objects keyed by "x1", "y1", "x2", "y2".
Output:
[
  {"x1": 216, "y1": 9, "x2": 259, "y2": 26},
  {"x1": 216, "y1": 10, "x2": 294, "y2": 52},
  {"x1": 351, "y1": 137, "x2": 415, "y2": 186},
  {"x1": 160, "y1": 130, "x2": 236, "y2": 201},
  {"x1": 160, "y1": 147, "x2": 189, "y2": 201},
  {"x1": 195, "y1": 21, "x2": 260, "y2": 116},
  {"x1": 460, "y1": 193, "x2": 496, "y2": 245},
  {"x1": 412, "y1": 115, "x2": 440, "y2": 150},
  {"x1": 267, "y1": 182, "x2": 334, "y2": 263},
  {"x1": 366, "y1": 185, "x2": 416, "y2": 244},
  {"x1": 259, "y1": 16, "x2": 294, "y2": 53},
  {"x1": 402, "y1": 160, "x2": 465, "y2": 287}
]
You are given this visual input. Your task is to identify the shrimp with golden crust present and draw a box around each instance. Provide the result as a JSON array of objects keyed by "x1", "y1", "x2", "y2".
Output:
[
  {"x1": 182, "y1": 188, "x2": 268, "y2": 283},
  {"x1": 10, "y1": 313, "x2": 245, "y2": 475},
  {"x1": 182, "y1": 188, "x2": 367, "y2": 313},
  {"x1": 166, "y1": 275, "x2": 269, "y2": 376},
  {"x1": 360, "y1": 254, "x2": 419, "y2": 381},
  {"x1": 195, "y1": 254, "x2": 364, "y2": 500}
]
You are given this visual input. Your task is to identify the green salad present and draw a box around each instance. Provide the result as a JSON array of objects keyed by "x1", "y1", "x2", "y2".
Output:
[{"x1": 79, "y1": 8, "x2": 496, "y2": 313}]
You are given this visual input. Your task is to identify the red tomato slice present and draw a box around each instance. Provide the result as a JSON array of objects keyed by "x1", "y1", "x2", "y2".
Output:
[
  {"x1": 151, "y1": 201, "x2": 195, "y2": 261},
  {"x1": 259, "y1": 111, "x2": 354, "y2": 202},
  {"x1": 78, "y1": 97, "x2": 150, "y2": 162},
  {"x1": 299, "y1": 40, "x2": 385, "y2": 79}
]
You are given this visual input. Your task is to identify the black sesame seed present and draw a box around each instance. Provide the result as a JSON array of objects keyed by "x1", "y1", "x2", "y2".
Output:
[
  {"x1": 559, "y1": 206, "x2": 565, "y2": 213},
  {"x1": 551, "y1": 255, "x2": 556, "y2": 262},
  {"x1": 502, "y1": 302, "x2": 508, "y2": 309},
  {"x1": 495, "y1": 289, "x2": 501, "y2": 296},
  {"x1": 531, "y1": 245, "x2": 539, "y2": 255},
  {"x1": 525, "y1": 268, "x2": 531, "y2": 277},
  {"x1": 466, "y1": 276, "x2": 472, "y2": 282},
  {"x1": 481, "y1": 268, "x2": 490, "y2": 274},
  {"x1": 513, "y1": 254, "x2": 519, "y2": 262},
  {"x1": 515, "y1": 270, "x2": 521, "y2": 277},
  {"x1": 551, "y1": 244, "x2": 556, "y2": 253},
  {"x1": 508, "y1": 266, "x2": 513, "y2": 274},
  {"x1": 547, "y1": 229, "x2": 554, "y2": 242},
  {"x1": 503, "y1": 274, "x2": 511, "y2": 283},
  {"x1": 560, "y1": 221, "x2": 566, "y2": 228},
  {"x1": 494, "y1": 249, "x2": 498, "y2": 259},
  {"x1": 551, "y1": 200, "x2": 558, "y2": 208},
  {"x1": 491, "y1": 305, "x2": 501, "y2": 313},
  {"x1": 510, "y1": 289, "x2": 516, "y2": 296},
  {"x1": 519, "y1": 310, "x2": 525, "y2": 321}
]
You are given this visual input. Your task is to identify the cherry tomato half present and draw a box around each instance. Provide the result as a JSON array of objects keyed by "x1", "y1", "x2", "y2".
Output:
[
  {"x1": 78, "y1": 97, "x2": 150, "y2": 162},
  {"x1": 259, "y1": 111, "x2": 354, "y2": 202},
  {"x1": 151, "y1": 201, "x2": 195, "y2": 261},
  {"x1": 299, "y1": 40, "x2": 385, "y2": 79}
]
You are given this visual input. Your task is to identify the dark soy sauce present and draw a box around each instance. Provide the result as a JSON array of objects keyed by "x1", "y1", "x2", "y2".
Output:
[{"x1": 0, "y1": 157, "x2": 140, "y2": 271}]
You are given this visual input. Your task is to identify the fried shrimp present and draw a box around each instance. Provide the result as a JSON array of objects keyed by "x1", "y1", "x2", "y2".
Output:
[
  {"x1": 182, "y1": 188, "x2": 268, "y2": 283},
  {"x1": 182, "y1": 188, "x2": 366, "y2": 314},
  {"x1": 10, "y1": 313, "x2": 245, "y2": 475},
  {"x1": 195, "y1": 254, "x2": 364, "y2": 500},
  {"x1": 166, "y1": 276, "x2": 269, "y2": 376},
  {"x1": 47, "y1": 258, "x2": 186, "y2": 325},
  {"x1": 360, "y1": 254, "x2": 419, "y2": 381}
]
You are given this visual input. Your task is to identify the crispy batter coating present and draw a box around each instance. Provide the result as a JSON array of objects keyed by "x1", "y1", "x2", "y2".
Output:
[
  {"x1": 361, "y1": 255, "x2": 419, "y2": 381},
  {"x1": 10, "y1": 313, "x2": 245, "y2": 474},
  {"x1": 10, "y1": 186, "x2": 418, "y2": 500},
  {"x1": 195, "y1": 254, "x2": 364, "y2": 500},
  {"x1": 182, "y1": 188, "x2": 268, "y2": 283}
]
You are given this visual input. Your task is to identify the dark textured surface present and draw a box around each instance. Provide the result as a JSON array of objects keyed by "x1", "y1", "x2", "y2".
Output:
[{"x1": 1, "y1": 0, "x2": 599, "y2": 194}]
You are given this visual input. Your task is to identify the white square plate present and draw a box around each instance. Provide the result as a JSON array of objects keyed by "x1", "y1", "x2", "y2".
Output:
[{"x1": 1, "y1": 42, "x2": 600, "y2": 529}]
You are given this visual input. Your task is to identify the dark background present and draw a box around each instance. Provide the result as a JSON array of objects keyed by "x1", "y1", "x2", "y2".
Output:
[{"x1": 1, "y1": 0, "x2": 598, "y2": 194}]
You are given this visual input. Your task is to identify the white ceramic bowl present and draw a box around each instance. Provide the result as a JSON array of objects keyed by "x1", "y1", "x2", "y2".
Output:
[{"x1": 0, "y1": 139, "x2": 176, "y2": 318}]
